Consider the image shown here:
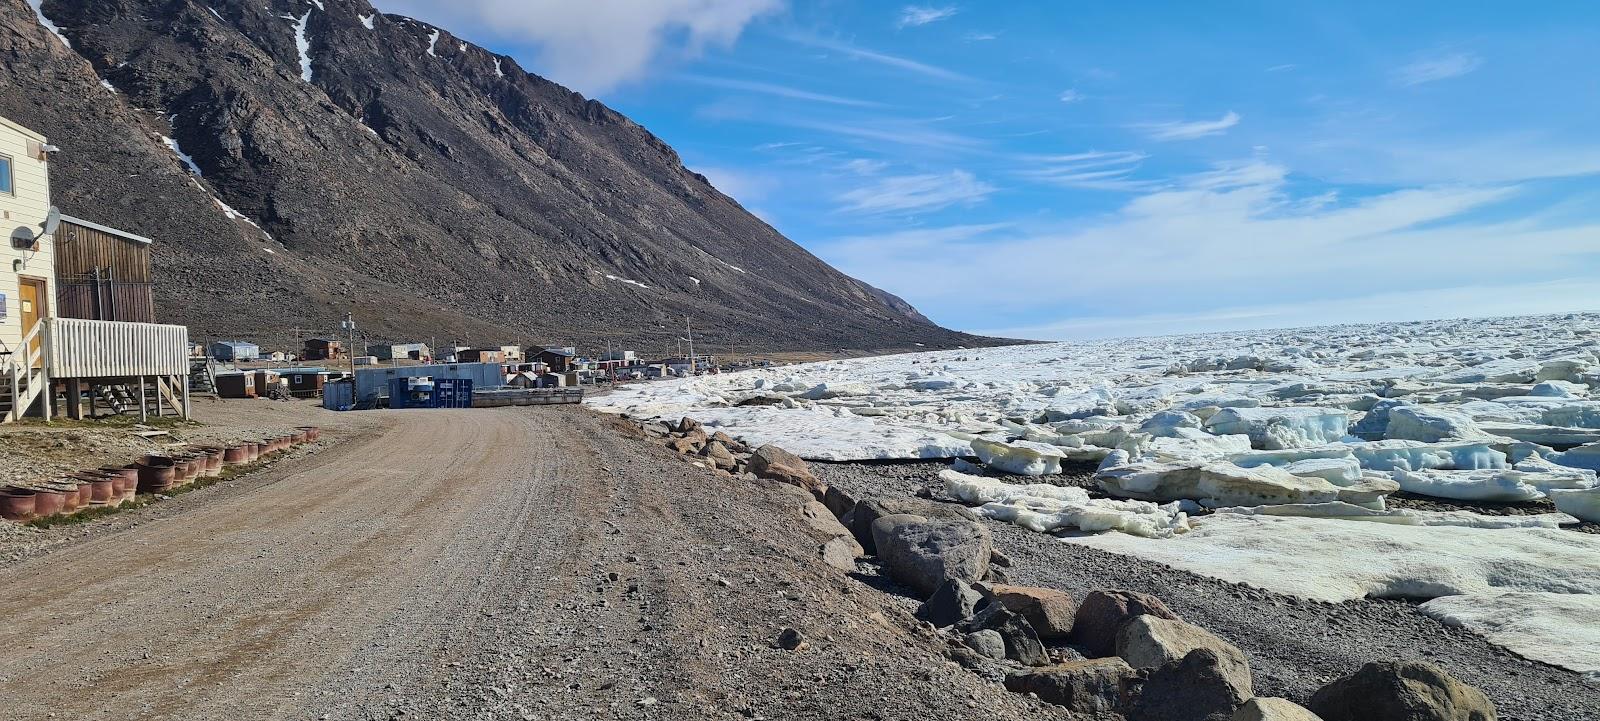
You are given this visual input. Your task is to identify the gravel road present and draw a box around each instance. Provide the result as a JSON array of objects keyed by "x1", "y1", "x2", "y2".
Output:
[
  {"x1": 813, "y1": 460, "x2": 1600, "y2": 721},
  {"x1": 0, "y1": 408, "x2": 1071, "y2": 720}
]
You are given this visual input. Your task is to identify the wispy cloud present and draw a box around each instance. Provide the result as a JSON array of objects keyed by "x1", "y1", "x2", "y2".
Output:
[
  {"x1": 818, "y1": 157, "x2": 1600, "y2": 337},
  {"x1": 1266, "y1": 63, "x2": 1298, "y2": 72},
  {"x1": 1138, "y1": 111, "x2": 1241, "y2": 141},
  {"x1": 897, "y1": 5, "x2": 958, "y2": 28},
  {"x1": 1393, "y1": 52, "x2": 1482, "y2": 86},
  {"x1": 693, "y1": 165, "x2": 779, "y2": 201},
  {"x1": 1016, "y1": 150, "x2": 1153, "y2": 191},
  {"x1": 779, "y1": 117, "x2": 986, "y2": 150},
  {"x1": 679, "y1": 75, "x2": 886, "y2": 108},
  {"x1": 1058, "y1": 89, "x2": 1084, "y2": 103},
  {"x1": 837, "y1": 170, "x2": 995, "y2": 213},
  {"x1": 841, "y1": 158, "x2": 890, "y2": 175},
  {"x1": 964, "y1": 31, "x2": 998, "y2": 42},
  {"x1": 785, "y1": 34, "x2": 972, "y2": 83}
]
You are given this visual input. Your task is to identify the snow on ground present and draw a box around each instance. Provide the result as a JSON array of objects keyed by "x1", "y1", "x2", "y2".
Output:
[
  {"x1": 162, "y1": 135, "x2": 203, "y2": 176},
  {"x1": 604, "y1": 274, "x2": 649, "y2": 290},
  {"x1": 288, "y1": 11, "x2": 314, "y2": 82},
  {"x1": 26, "y1": 0, "x2": 69, "y2": 46},
  {"x1": 591, "y1": 312, "x2": 1600, "y2": 672}
]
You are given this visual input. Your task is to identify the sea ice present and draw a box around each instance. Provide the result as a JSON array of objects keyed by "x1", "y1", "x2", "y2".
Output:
[
  {"x1": 1385, "y1": 405, "x2": 1493, "y2": 443},
  {"x1": 970, "y1": 438, "x2": 1066, "y2": 475},
  {"x1": 1550, "y1": 487, "x2": 1600, "y2": 523},
  {"x1": 1203, "y1": 407, "x2": 1351, "y2": 449},
  {"x1": 1096, "y1": 459, "x2": 1395, "y2": 508},
  {"x1": 941, "y1": 470, "x2": 1190, "y2": 538},
  {"x1": 1419, "y1": 592, "x2": 1600, "y2": 676}
]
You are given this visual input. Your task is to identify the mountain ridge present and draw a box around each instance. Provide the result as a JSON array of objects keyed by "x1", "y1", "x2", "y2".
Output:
[{"x1": 0, "y1": 0, "x2": 997, "y2": 353}]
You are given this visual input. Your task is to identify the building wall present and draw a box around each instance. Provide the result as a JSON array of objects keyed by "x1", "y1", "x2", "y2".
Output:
[
  {"x1": 54, "y1": 218, "x2": 155, "y2": 322},
  {"x1": 0, "y1": 115, "x2": 53, "y2": 360}
]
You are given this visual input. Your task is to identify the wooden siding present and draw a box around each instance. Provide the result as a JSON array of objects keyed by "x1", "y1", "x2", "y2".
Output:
[
  {"x1": 57, "y1": 280, "x2": 156, "y2": 323},
  {"x1": 45, "y1": 318, "x2": 189, "y2": 378},
  {"x1": 55, "y1": 219, "x2": 153, "y2": 283}
]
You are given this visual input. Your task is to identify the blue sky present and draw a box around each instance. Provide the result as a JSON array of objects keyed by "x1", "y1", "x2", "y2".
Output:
[{"x1": 378, "y1": 1, "x2": 1600, "y2": 340}]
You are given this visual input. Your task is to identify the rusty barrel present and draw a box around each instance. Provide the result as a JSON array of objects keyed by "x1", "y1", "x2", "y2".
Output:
[
  {"x1": 0, "y1": 488, "x2": 37, "y2": 521},
  {"x1": 71, "y1": 472, "x2": 117, "y2": 506},
  {"x1": 298, "y1": 426, "x2": 321, "y2": 442},
  {"x1": 223, "y1": 444, "x2": 250, "y2": 465},
  {"x1": 136, "y1": 457, "x2": 178, "y2": 493}
]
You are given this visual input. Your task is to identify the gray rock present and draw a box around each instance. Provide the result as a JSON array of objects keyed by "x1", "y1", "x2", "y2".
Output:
[
  {"x1": 872, "y1": 516, "x2": 992, "y2": 598},
  {"x1": 1127, "y1": 648, "x2": 1253, "y2": 721},
  {"x1": 990, "y1": 584, "x2": 1076, "y2": 641},
  {"x1": 675, "y1": 417, "x2": 703, "y2": 435},
  {"x1": 699, "y1": 440, "x2": 737, "y2": 470},
  {"x1": 958, "y1": 600, "x2": 1049, "y2": 666},
  {"x1": 1116, "y1": 615, "x2": 1251, "y2": 682},
  {"x1": 775, "y1": 628, "x2": 806, "y2": 651},
  {"x1": 844, "y1": 497, "x2": 979, "y2": 554},
  {"x1": 1071, "y1": 589, "x2": 1181, "y2": 658},
  {"x1": 915, "y1": 578, "x2": 983, "y2": 628},
  {"x1": 822, "y1": 484, "x2": 857, "y2": 519},
  {"x1": 1233, "y1": 697, "x2": 1325, "y2": 721},
  {"x1": 963, "y1": 629, "x2": 1006, "y2": 660},
  {"x1": 1308, "y1": 661, "x2": 1497, "y2": 721},
  {"x1": 1004, "y1": 658, "x2": 1136, "y2": 714},
  {"x1": 818, "y1": 536, "x2": 862, "y2": 572}
]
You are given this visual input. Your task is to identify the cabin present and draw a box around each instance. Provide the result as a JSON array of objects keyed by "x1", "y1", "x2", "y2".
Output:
[
  {"x1": 1, "y1": 114, "x2": 189, "y2": 423},
  {"x1": 536, "y1": 348, "x2": 576, "y2": 373},
  {"x1": 214, "y1": 372, "x2": 256, "y2": 399},
  {"x1": 367, "y1": 342, "x2": 429, "y2": 361},
  {"x1": 302, "y1": 338, "x2": 342, "y2": 361},
  {"x1": 211, "y1": 340, "x2": 259, "y2": 361},
  {"x1": 457, "y1": 348, "x2": 506, "y2": 364}
]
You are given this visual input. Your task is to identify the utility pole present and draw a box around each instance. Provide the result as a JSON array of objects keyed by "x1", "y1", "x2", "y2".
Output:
[
  {"x1": 342, "y1": 313, "x2": 356, "y2": 378},
  {"x1": 685, "y1": 315, "x2": 695, "y2": 376}
]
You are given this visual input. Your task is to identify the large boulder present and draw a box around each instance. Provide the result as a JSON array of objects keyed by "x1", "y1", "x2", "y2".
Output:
[
  {"x1": 699, "y1": 440, "x2": 737, "y2": 470},
  {"x1": 1127, "y1": 648, "x2": 1253, "y2": 721},
  {"x1": 990, "y1": 584, "x2": 1077, "y2": 641},
  {"x1": 1233, "y1": 698, "x2": 1325, "y2": 721},
  {"x1": 749, "y1": 444, "x2": 822, "y2": 493},
  {"x1": 818, "y1": 536, "x2": 862, "y2": 572},
  {"x1": 1116, "y1": 615, "x2": 1251, "y2": 677},
  {"x1": 915, "y1": 578, "x2": 983, "y2": 628},
  {"x1": 963, "y1": 629, "x2": 1006, "y2": 660},
  {"x1": 844, "y1": 497, "x2": 980, "y2": 553},
  {"x1": 1004, "y1": 658, "x2": 1136, "y2": 714},
  {"x1": 872, "y1": 516, "x2": 992, "y2": 598},
  {"x1": 1071, "y1": 590, "x2": 1181, "y2": 657},
  {"x1": 957, "y1": 601, "x2": 1049, "y2": 666},
  {"x1": 1308, "y1": 661, "x2": 1496, "y2": 721},
  {"x1": 822, "y1": 485, "x2": 858, "y2": 519}
]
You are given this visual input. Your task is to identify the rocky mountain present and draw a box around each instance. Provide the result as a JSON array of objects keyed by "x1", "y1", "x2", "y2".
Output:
[{"x1": 0, "y1": 0, "x2": 994, "y2": 353}]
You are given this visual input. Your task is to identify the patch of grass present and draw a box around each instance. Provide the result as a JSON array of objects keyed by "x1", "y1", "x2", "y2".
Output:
[{"x1": 10, "y1": 415, "x2": 200, "y2": 430}]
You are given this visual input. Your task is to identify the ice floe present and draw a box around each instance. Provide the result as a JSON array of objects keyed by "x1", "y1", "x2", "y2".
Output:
[
  {"x1": 942, "y1": 470, "x2": 1190, "y2": 539},
  {"x1": 1419, "y1": 592, "x2": 1600, "y2": 677}
]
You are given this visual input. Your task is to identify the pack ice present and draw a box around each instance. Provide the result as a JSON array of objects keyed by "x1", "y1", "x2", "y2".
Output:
[{"x1": 590, "y1": 312, "x2": 1600, "y2": 673}]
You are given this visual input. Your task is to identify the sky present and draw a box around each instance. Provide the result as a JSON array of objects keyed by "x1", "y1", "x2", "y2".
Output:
[{"x1": 375, "y1": 1, "x2": 1600, "y2": 340}]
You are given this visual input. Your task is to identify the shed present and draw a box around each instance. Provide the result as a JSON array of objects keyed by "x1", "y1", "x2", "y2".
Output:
[
  {"x1": 280, "y1": 367, "x2": 330, "y2": 395},
  {"x1": 215, "y1": 372, "x2": 256, "y2": 399},
  {"x1": 252, "y1": 369, "x2": 283, "y2": 396},
  {"x1": 366, "y1": 342, "x2": 429, "y2": 361},
  {"x1": 211, "y1": 341, "x2": 259, "y2": 361},
  {"x1": 53, "y1": 216, "x2": 156, "y2": 323}
]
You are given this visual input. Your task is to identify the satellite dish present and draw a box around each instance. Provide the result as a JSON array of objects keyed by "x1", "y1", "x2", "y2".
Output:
[{"x1": 40, "y1": 207, "x2": 60, "y2": 237}]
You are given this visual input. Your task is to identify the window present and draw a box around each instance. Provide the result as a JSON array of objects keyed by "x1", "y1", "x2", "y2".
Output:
[{"x1": 0, "y1": 154, "x2": 11, "y2": 195}]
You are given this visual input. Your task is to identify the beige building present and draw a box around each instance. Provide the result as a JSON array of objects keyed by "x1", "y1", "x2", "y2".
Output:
[
  {"x1": 1, "y1": 113, "x2": 191, "y2": 423},
  {"x1": 0, "y1": 114, "x2": 54, "y2": 369}
]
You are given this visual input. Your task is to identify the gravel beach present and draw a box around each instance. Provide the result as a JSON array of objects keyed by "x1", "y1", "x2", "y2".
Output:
[{"x1": 813, "y1": 459, "x2": 1600, "y2": 721}]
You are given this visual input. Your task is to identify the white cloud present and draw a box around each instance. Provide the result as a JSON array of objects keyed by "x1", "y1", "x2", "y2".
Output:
[
  {"x1": 1394, "y1": 52, "x2": 1482, "y2": 86},
  {"x1": 1058, "y1": 89, "x2": 1084, "y2": 103},
  {"x1": 964, "y1": 31, "x2": 998, "y2": 42},
  {"x1": 693, "y1": 165, "x2": 778, "y2": 201},
  {"x1": 836, "y1": 170, "x2": 995, "y2": 213},
  {"x1": 679, "y1": 75, "x2": 885, "y2": 107},
  {"x1": 897, "y1": 5, "x2": 958, "y2": 28},
  {"x1": 785, "y1": 34, "x2": 972, "y2": 83},
  {"x1": 817, "y1": 158, "x2": 1600, "y2": 337},
  {"x1": 841, "y1": 158, "x2": 890, "y2": 175},
  {"x1": 373, "y1": 0, "x2": 782, "y2": 94},
  {"x1": 1138, "y1": 111, "x2": 1241, "y2": 141}
]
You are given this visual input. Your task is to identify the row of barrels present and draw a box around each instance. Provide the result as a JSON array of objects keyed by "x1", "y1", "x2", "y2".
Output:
[{"x1": 0, "y1": 426, "x2": 321, "y2": 523}]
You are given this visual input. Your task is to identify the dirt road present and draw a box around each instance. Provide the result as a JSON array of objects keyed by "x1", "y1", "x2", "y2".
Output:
[{"x1": 0, "y1": 407, "x2": 1063, "y2": 720}]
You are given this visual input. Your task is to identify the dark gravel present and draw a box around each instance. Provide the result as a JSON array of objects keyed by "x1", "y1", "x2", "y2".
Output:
[{"x1": 814, "y1": 460, "x2": 1600, "y2": 721}]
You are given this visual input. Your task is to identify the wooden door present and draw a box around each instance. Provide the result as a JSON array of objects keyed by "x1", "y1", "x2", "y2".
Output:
[{"x1": 18, "y1": 277, "x2": 45, "y2": 367}]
